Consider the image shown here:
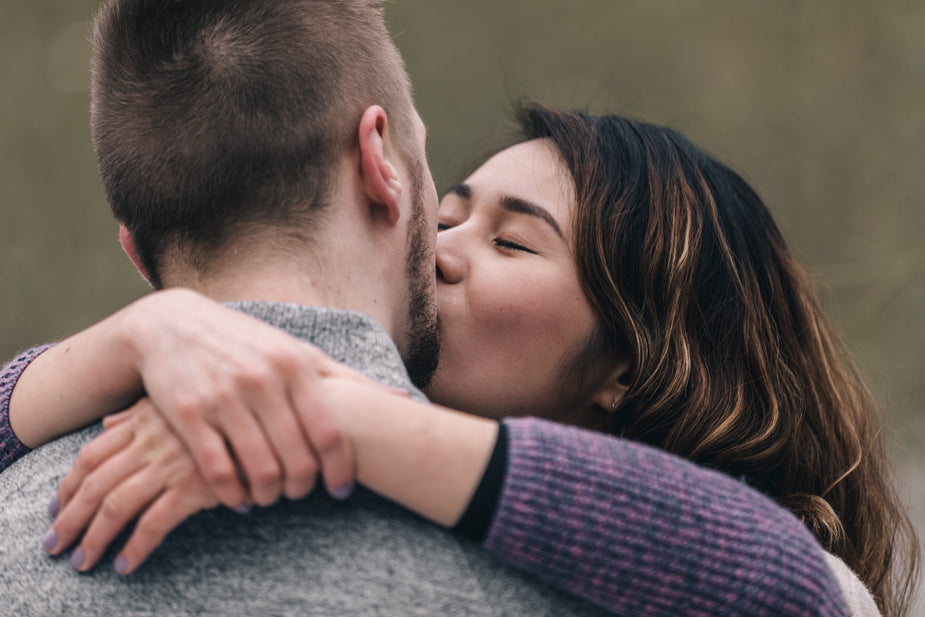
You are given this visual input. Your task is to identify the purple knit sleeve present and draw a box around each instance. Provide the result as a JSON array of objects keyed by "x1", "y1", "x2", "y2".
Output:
[
  {"x1": 1, "y1": 344, "x2": 55, "y2": 472},
  {"x1": 485, "y1": 416, "x2": 848, "y2": 617}
]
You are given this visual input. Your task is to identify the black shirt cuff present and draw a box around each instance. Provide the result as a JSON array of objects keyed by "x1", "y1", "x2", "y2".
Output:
[{"x1": 451, "y1": 421, "x2": 508, "y2": 543}]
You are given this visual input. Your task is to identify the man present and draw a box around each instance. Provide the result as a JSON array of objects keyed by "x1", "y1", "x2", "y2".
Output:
[{"x1": 0, "y1": 1, "x2": 609, "y2": 615}]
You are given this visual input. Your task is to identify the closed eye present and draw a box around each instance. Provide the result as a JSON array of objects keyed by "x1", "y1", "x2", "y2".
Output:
[{"x1": 494, "y1": 238, "x2": 535, "y2": 254}]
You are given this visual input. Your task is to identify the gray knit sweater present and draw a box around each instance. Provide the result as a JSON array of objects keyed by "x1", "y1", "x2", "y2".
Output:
[{"x1": 0, "y1": 302, "x2": 610, "y2": 616}]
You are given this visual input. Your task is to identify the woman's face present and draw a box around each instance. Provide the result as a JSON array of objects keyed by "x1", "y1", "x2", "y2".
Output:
[{"x1": 427, "y1": 139, "x2": 612, "y2": 421}]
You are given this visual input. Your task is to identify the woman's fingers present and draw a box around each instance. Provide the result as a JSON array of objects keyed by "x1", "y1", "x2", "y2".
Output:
[
  {"x1": 63, "y1": 465, "x2": 165, "y2": 572},
  {"x1": 46, "y1": 399, "x2": 222, "y2": 574},
  {"x1": 290, "y1": 374, "x2": 355, "y2": 500},
  {"x1": 247, "y1": 396, "x2": 319, "y2": 501},
  {"x1": 206, "y1": 397, "x2": 282, "y2": 507},
  {"x1": 45, "y1": 433, "x2": 147, "y2": 556},
  {"x1": 54, "y1": 424, "x2": 135, "y2": 519},
  {"x1": 167, "y1": 392, "x2": 251, "y2": 510},
  {"x1": 101, "y1": 408, "x2": 134, "y2": 430},
  {"x1": 112, "y1": 477, "x2": 218, "y2": 575}
]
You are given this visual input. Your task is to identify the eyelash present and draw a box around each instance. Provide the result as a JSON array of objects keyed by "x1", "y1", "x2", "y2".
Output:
[
  {"x1": 438, "y1": 222, "x2": 535, "y2": 255},
  {"x1": 493, "y1": 238, "x2": 534, "y2": 254}
]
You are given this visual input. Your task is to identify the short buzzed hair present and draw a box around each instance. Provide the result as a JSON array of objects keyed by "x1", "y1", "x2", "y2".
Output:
[{"x1": 91, "y1": 0, "x2": 416, "y2": 286}]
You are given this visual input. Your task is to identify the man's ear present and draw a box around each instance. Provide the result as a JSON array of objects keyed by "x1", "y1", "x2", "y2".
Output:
[
  {"x1": 119, "y1": 224, "x2": 152, "y2": 285},
  {"x1": 357, "y1": 105, "x2": 402, "y2": 226},
  {"x1": 592, "y1": 359, "x2": 632, "y2": 414}
]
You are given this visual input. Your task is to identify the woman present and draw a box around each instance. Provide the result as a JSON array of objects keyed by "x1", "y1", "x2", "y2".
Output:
[{"x1": 2, "y1": 103, "x2": 918, "y2": 615}]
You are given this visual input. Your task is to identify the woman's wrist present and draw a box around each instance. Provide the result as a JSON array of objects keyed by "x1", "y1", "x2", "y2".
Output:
[{"x1": 335, "y1": 382, "x2": 499, "y2": 527}]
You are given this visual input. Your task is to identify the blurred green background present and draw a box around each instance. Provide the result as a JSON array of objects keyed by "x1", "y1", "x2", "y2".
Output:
[{"x1": 1, "y1": 0, "x2": 923, "y2": 608}]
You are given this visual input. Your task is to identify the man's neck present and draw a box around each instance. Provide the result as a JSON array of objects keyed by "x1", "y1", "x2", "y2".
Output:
[{"x1": 163, "y1": 249, "x2": 401, "y2": 341}]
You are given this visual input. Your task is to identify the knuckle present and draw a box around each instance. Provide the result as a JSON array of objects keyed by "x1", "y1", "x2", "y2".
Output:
[
  {"x1": 203, "y1": 463, "x2": 235, "y2": 489},
  {"x1": 312, "y1": 422, "x2": 344, "y2": 457},
  {"x1": 173, "y1": 395, "x2": 205, "y2": 423},
  {"x1": 285, "y1": 479, "x2": 314, "y2": 500},
  {"x1": 79, "y1": 473, "x2": 105, "y2": 502},
  {"x1": 100, "y1": 492, "x2": 125, "y2": 521},
  {"x1": 289, "y1": 456, "x2": 317, "y2": 483},
  {"x1": 269, "y1": 345, "x2": 307, "y2": 377},
  {"x1": 210, "y1": 383, "x2": 239, "y2": 409},
  {"x1": 236, "y1": 364, "x2": 274, "y2": 393},
  {"x1": 270, "y1": 342, "x2": 300, "y2": 366},
  {"x1": 252, "y1": 462, "x2": 282, "y2": 488},
  {"x1": 73, "y1": 444, "x2": 101, "y2": 474}
]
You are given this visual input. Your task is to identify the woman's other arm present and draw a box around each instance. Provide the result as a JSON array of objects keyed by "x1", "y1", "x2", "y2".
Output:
[
  {"x1": 1, "y1": 344, "x2": 54, "y2": 471},
  {"x1": 480, "y1": 417, "x2": 850, "y2": 617}
]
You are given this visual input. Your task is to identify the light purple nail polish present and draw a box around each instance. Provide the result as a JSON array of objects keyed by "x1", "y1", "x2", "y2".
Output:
[
  {"x1": 235, "y1": 504, "x2": 252, "y2": 515},
  {"x1": 333, "y1": 484, "x2": 354, "y2": 501},
  {"x1": 48, "y1": 495, "x2": 60, "y2": 518},
  {"x1": 71, "y1": 548, "x2": 85, "y2": 569},
  {"x1": 114, "y1": 556, "x2": 129, "y2": 575},
  {"x1": 41, "y1": 528, "x2": 57, "y2": 552}
]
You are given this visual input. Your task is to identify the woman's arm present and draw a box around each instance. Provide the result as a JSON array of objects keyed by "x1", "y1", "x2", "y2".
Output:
[
  {"x1": 1, "y1": 344, "x2": 54, "y2": 470},
  {"x1": 49, "y1": 380, "x2": 849, "y2": 617},
  {"x1": 480, "y1": 417, "x2": 849, "y2": 617},
  {"x1": 47, "y1": 378, "x2": 499, "y2": 572},
  {"x1": 3, "y1": 288, "x2": 359, "y2": 509}
]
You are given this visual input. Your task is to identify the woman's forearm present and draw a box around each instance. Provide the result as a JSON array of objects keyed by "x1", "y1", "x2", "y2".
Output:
[
  {"x1": 8, "y1": 306, "x2": 145, "y2": 449},
  {"x1": 484, "y1": 417, "x2": 848, "y2": 617},
  {"x1": 334, "y1": 381, "x2": 498, "y2": 527},
  {"x1": 337, "y1": 395, "x2": 849, "y2": 616}
]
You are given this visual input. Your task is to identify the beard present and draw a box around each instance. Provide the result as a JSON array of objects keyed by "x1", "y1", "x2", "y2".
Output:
[{"x1": 400, "y1": 155, "x2": 441, "y2": 390}]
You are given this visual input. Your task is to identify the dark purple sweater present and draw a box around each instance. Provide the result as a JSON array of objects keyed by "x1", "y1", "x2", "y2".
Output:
[{"x1": 0, "y1": 346, "x2": 846, "y2": 616}]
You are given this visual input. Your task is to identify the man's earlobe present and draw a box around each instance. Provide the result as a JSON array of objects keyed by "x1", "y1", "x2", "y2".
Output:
[
  {"x1": 357, "y1": 105, "x2": 402, "y2": 225},
  {"x1": 119, "y1": 224, "x2": 152, "y2": 285}
]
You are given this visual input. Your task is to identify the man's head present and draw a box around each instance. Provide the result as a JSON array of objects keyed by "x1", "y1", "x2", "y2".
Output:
[
  {"x1": 92, "y1": 0, "x2": 440, "y2": 386},
  {"x1": 92, "y1": 0, "x2": 415, "y2": 283}
]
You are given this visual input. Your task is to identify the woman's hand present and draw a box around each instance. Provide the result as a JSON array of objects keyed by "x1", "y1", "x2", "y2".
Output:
[
  {"x1": 43, "y1": 398, "x2": 219, "y2": 575},
  {"x1": 12, "y1": 288, "x2": 364, "y2": 509},
  {"x1": 43, "y1": 372, "x2": 407, "y2": 575},
  {"x1": 113, "y1": 289, "x2": 367, "y2": 508},
  {"x1": 43, "y1": 376, "x2": 496, "y2": 575}
]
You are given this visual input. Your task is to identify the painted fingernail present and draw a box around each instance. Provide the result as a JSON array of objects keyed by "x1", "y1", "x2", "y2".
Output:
[
  {"x1": 235, "y1": 503, "x2": 252, "y2": 515},
  {"x1": 48, "y1": 495, "x2": 60, "y2": 518},
  {"x1": 41, "y1": 528, "x2": 57, "y2": 552},
  {"x1": 71, "y1": 548, "x2": 85, "y2": 569},
  {"x1": 114, "y1": 556, "x2": 130, "y2": 575},
  {"x1": 332, "y1": 484, "x2": 354, "y2": 501}
]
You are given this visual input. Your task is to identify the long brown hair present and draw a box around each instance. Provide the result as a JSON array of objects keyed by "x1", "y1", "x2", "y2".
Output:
[{"x1": 516, "y1": 101, "x2": 920, "y2": 615}]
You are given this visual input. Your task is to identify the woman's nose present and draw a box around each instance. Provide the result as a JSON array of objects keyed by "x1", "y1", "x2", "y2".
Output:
[{"x1": 435, "y1": 234, "x2": 465, "y2": 285}]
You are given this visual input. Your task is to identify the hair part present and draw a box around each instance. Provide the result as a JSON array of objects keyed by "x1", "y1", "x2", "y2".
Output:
[
  {"x1": 515, "y1": 100, "x2": 920, "y2": 616},
  {"x1": 91, "y1": 0, "x2": 416, "y2": 287}
]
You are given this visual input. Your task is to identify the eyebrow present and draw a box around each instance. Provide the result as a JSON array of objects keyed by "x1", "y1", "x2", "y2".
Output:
[{"x1": 444, "y1": 183, "x2": 564, "y2": 239}]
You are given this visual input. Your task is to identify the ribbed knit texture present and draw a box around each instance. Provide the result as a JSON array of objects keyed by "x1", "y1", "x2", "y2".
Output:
[
  {"x1": 0, "y1": 345, "x2": 52, "y2": 471},
  {"x1": 489, "y1": 417, "x2": 849, "y2": 617}
]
